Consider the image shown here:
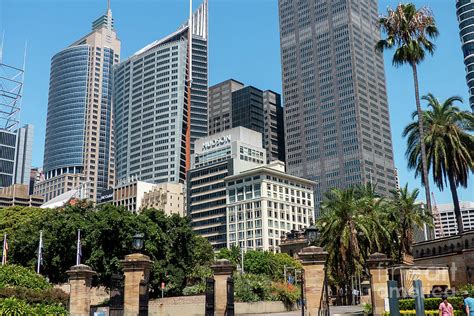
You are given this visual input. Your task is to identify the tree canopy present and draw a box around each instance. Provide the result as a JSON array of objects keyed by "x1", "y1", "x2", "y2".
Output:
[{"x1": 0, "y1": 204, "x2": 214, "y2": 297}]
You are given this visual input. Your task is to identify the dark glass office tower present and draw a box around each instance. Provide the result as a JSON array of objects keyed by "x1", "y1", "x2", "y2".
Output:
[
  {"x1": 208, "y1": 80, "x2": 286, "y2": 163},
  {"x1": 278, "y1": 0, "x2": 397, "y2": 211},
  {"x1": 232, "y1": 86, "x2": 265, "y2": 134},
  {"x1": 456, "y1": 0, "x2": 474, "y2": 110}
]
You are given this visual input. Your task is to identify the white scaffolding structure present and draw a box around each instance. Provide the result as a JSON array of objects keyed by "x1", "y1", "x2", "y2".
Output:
[{"x1": 0, "y1": 35, "x2": 25, "y2": 131}]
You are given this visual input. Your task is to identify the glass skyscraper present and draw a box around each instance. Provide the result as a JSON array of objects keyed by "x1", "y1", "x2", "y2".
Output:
[
  {"x1": 278, "y1": 0, "x2": 397, "y2": 211},
  {"x1": 0, "y1": 124, "x2": 33, "y2": 188},
  {"x1": 114, "y1": 0, "x2": 208, "y2": 185},
  {"x1": 457, "y1": 0, "x2": 474, "y2": 110},
  {"x1": 38, "y1": 6, "x2": 120, "y2": 201}
]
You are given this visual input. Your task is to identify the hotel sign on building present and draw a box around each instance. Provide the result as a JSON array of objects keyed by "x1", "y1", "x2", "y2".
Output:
[{"x1": 201, "y1": 135, "x2": 231, "y2": 152}]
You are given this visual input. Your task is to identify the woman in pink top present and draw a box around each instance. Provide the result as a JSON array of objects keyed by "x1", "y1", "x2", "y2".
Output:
[{"x1": 439, "y1": 295, "x2": 454, "y2": 316}]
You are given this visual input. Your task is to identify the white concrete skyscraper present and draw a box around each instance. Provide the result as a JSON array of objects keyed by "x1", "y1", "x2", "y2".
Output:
[{"x1": 113, "y1": 0, "x2": 208, "y2": 185}]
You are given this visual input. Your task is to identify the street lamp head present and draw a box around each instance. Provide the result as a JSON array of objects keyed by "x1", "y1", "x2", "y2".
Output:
[
  {"x1": 305, "y1": 220, "x2": 318, "y2": 245},
  {"x1": 132, "y1": 233, "x2": 144, "y2": 252}
]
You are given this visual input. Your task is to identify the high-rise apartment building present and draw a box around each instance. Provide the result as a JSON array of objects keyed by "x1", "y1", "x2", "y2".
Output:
[
  {"x1": 278, "y1": 0, "x2": 397, "y2": 209},
  {"x1": 37, "y1": 5, "x2": 120, "y2": 202},
  {"x1": 434, "y1": 201, "x2": 474, "y2": 238},
  {"x1": 114, "y1": 0, "x2": 208, "y2": 185},
  {"x1": 187, "y1": 127, "x2": 266, "y2": 249},
  {"x1": 0, "y1": 124, "x2": 33, "y2": 189},
  {"x1": 208, "y1": 80, "x2": 285, "y2": 163},
  {"x1": 456, "y1": 0, "x2": 474, "y2": 110}
]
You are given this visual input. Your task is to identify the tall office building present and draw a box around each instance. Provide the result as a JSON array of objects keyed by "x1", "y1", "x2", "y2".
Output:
[
  {"x1": 263, "y1": 90, "x2": 286, "y2": 163},
  {"x1": 278, "y1": 0, "x2": 397, "y2": 209},
  {"x1": 208, "y1": 79, "x2": 245, "y2": 134},
  {"x1": 37, "y1": 4, "x2": 120, "y2": 202},
  {"x1": 0, "y1": 125, "x2": 33, "y2": 188},
  {"x1": 187, "y1": 127, "x2": 266, "y2": 249},
  {"x1": 208, "y1": 80, "x2": 285, "y2": 163},
  {"x1": 456, "y1": 0, "x2": 474, "y2": 110},
  {"x1": 114, "y1": 0, "x2": 208, "y2": 184}
]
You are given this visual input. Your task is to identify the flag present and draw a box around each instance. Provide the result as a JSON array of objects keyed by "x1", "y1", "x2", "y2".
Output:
[
  {"x1": 1, "y1": 234, "x2": 7, "y2": 266},
  {"x1": 37, "y1": 231, "x2": 43, "y2": 274},
  {"x1": 76, "y1": 229, "x2": 82, "y2": 265}
]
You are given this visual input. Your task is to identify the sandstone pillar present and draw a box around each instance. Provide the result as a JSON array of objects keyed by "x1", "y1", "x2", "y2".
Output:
[
  {"x1": 367, "y1": 252, "x2": 392, "y2": 316},
  {"x1": 66, "y1": 264, "x2": 96, "y2": 316},
  {"x1": 298, "y1": 246, "x2": 328, "y2": 316},
  {"x1": 211, "y1": 259, "x2": 234, "y2": 316},
  {"x1": 121, "y1": 253, "x2": 152, "y2": 316}
]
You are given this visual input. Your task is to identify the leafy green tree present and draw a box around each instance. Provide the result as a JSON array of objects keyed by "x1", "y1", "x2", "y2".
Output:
[
  {"x1": 0, "y1": 205, "x2": 214, "y2": 297},
  {"x1": 376, "y1": 3, "x2": 439, "y2": 226},
  {"x1": 216, "y1": 245, "x2": 241, "y2": 267},
  {"x1": 403, "y1": 94, "x2": 474, "y2": 233},
  {"x1": 385, "y1": 184, "x2": 433, "y2": 263}
]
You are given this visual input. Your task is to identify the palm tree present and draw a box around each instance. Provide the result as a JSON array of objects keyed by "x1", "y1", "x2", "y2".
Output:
[
  {"x1": 386, "y1": 184, "x2": 432, "y2": 263},
  {"x1": 376, "y1": 3, "x2": 439, "y2": 231},
  {"x1": 316, "y1": 185, "x2": 389, "y2": 285},
  {"x1": 403, "y1": 94, "x2": 474, "y2": 234}
]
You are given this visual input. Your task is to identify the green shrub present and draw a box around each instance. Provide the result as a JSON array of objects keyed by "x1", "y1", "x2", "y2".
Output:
[
  {"x1": 234, "y1": 274, "x2": 272, "y2": 302},
  {"x1": 399, "y1": 297, "x2": 463, "y2": 311},
  {"x1": 0, "y1": 298, "x2": 68, "y2": 315},
  {"x1": 182, "y1": 283, "x2": 206, "y2": 296},
  {"x1": 0, "y1": 297, "x2": 33, "y2": 315},
  {"x1": 34, "y1": 303, "x2": 68, "y2": 315},
  {"x1": 269, "y1": 282, "x2": 300, "y2": 307},
  {"x1": 0, "y1": 287, "x2": 68, "y2": 306},
  {"x1": 0, "y1": 265, "x2": 51, "y2": 291},
  {"x1": 383, "y1": 311, "x2": 463, "y2": 316}
]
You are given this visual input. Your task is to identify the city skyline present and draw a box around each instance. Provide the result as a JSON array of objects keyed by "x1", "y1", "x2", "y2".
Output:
[{"x1": 2, "y1": 0, "x2": 473, "y2": 203}]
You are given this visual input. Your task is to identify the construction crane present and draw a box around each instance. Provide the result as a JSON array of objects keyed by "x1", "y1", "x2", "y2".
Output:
[{"x1": 432, "y1": 192, "x2": 444, "y2": 238}]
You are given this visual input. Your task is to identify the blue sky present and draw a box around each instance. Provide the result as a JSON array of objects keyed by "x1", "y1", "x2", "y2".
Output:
[{"x1": 1, "y1": 0, "x2": 472, "y2": 204}]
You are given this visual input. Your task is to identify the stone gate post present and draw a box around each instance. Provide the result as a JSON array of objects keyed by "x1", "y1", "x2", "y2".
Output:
[
  {"x1": 367, "y1": 252, "x2": 392, "y2": 316},
  {"x1": 211, "y1": 259, "x2": 234, "y2": 316},
  {"x1": 66, "y1": 264, "x2": 96, "y2": 316},
  {"x1": 121, "y1": 253, "x2": 152, "y2": 316},
  {"x1": 298, "y1": 246, "x2": 328, "y2": 316}
]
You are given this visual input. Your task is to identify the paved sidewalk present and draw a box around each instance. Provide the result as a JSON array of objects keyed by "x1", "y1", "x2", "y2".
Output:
[{"x1": 240, "y1": 305, "x2": 364, "y2": 315}]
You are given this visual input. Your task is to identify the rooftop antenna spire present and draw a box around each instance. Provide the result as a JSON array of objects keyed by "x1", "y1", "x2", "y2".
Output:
[{"x1": 107, "y1": 0, "x2": 110, "y2": 12}]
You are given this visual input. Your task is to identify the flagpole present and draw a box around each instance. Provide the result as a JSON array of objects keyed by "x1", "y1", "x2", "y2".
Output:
[
  {"x1": 76, "y1": 229, "x2": 81, "y2": 265},
  {"x1": 37, "y1": 231, "x2": 42, "y2": 274}
]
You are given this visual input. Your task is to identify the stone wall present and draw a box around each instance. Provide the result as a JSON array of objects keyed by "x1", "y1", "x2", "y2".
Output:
[
  {"x1": 413, "y1": 231, "x2": 474, "y2": 287},
  {"x1": 55, "y1": 284, "x2": 109, "y2": 305},
  {"x1": 91, "y1": 297, "x2": 294, "y2": 316}
]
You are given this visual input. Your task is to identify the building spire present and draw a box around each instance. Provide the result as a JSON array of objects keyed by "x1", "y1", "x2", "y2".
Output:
[{"x1": 91, "y1": 0, "x2": 114, "y2": 31}]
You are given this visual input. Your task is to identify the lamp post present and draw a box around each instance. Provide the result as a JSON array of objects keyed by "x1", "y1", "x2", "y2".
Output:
[
  {"x1": 132, "y1": 233, "x2": 144, "y2": 252},
  {"x1": 305, "y1": 220, "x2": 318, "y2": 246}
]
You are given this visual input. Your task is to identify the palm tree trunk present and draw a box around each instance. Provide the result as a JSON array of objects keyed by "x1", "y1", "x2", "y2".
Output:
[
  {"x1": 448, "y1": 172, "x2": 464, "y2": 234},
  {"x1": 411, "y1": 63, "x2": 433, "y2": 239}
]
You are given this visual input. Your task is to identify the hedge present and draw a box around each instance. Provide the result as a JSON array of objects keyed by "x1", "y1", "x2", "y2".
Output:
[
  {"x1": 0, "y1": 287, "x2": 68, "y2": 306},
  {"x1": 399, "y1": 297, "x2": 464, "y2": 311},
  {"x1": 383, "y1": 310, "x2": 463, "y2": 316}
]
